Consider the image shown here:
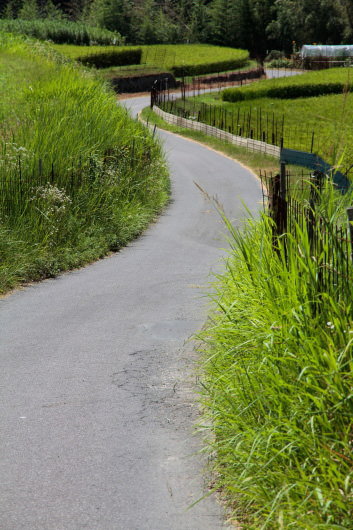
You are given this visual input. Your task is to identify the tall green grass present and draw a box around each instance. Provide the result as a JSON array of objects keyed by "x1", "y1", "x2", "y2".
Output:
[
  {"x1": 0, "y1": 33, "x2": 169, "y2": 293},
  {"x1": 199, "y1": 186, "x2": 353, "y2": 529},
  {"x1": 0, "y1": 18, "x2": 122, "y2": 45}
]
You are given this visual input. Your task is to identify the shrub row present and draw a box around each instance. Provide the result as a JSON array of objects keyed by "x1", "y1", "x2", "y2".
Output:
[
  {"x1": 222, "y1": 67, "x2": 353, "y2": 101},
  {"x1": 171, "y1": 54, "x2": 249, "y2": 77},
  {"x1": 0, "y1": 18, "x2": 122, "y2": 46},
  {"x1": 77, "y1": 48, "x2": 142, "y2": 68}
]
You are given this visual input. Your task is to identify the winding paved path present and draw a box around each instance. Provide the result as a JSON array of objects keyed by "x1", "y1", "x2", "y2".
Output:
[{"x1": 0, "y1": 95, "x2": 262, "y2": 530}]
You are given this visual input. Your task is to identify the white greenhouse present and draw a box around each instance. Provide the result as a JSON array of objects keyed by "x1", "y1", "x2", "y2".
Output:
[{"x1": 301, "y1": 45, "x2": 353, "y2": 58}]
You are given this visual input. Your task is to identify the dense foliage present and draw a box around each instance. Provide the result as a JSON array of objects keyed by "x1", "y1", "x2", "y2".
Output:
[
  {"x1": 2, "y1": 0, "x2": 353, "y2": 56},
  {"x1": 0, "y1": 33, "x2": 169, "y2": 292}
]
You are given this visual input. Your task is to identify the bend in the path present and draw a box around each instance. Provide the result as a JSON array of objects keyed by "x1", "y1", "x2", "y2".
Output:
[{"x1": 0, "y1": 96, "x2": 262, "y2": 530}]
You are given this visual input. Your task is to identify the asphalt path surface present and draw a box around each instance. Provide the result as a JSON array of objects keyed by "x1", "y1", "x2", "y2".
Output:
[{"x1": 0, "y1": 95, "x2": 262, "y2": 530}]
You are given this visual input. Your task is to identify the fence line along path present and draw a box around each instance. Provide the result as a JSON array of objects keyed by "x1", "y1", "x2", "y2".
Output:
[
  {"x1": 0, "y1": 94, "x2": 262, "y2": 530},
  {"x1": 153, "y1": 105, "x2": 281, "y2": 158}
]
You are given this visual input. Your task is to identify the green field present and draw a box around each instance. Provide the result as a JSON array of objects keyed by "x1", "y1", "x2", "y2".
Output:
[
  {"x1": 0, "y1": 34, "x2": 169, "y2": 293},
  {"x1": 53, "y1": 43, "x2": 250, "y2": 76},
  {"x1": 165, "y1": 78, "x2": 353, "y2": 168}
]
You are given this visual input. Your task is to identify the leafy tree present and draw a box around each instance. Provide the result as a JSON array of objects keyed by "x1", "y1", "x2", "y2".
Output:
[
  {"x1": 267, "y1": 0, "x2": 348, "y2": 53},
  {"x1": 133, "y1": 0, "x2": 155, "y2": 43},
  {"x1": 1, "y1": 0, "x2": 22, "y2": 17},
  {"x1": 40, "y1": 0, "x2": 63, "y2": 19},
  {"x1": 341, "y1": 0, "x2": 353, "y2": 41},
  {"x1": 153, "y1": 7, "x2": 180, "y2": 43},
  {"x1": 252, "y1": 0, "x2": 277, "y2": 57},
  {"x1": 266, "y1": 0, "x2": 306, "y2": 53},
  {"x1": 19, "y1": 0, "x2": 39, "y2": 19},
  {"x1": 189, "y1": 0, "x2": 210, "y2": 43},
  {"x1": 87, "y1": 0, "x2": 132, "y2": 39}
]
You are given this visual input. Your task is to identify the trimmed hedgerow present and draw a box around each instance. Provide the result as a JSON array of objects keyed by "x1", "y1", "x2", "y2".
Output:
[
  {"x1": 171, "y1": 53, "x2": 250, "y2": 77},
  {"x1": 77, "y1": 48, "x2": 142, "y2": 68},
  {"x1": 222, "y1": 67, "x2": 353, "y2": 102}
]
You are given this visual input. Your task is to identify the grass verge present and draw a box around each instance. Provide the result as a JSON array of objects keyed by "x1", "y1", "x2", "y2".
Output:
[
  {"x1": 197, "y1": 190, "x2": 353, "y2": 529},
  {"x1": 0, "y1": 34, "x2": 169, "y2": 294}
]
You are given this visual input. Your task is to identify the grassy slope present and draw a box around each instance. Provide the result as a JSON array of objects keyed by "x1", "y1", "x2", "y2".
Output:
[{"x1": 0, "y1": 35, "x2": 169, "y2": 293}]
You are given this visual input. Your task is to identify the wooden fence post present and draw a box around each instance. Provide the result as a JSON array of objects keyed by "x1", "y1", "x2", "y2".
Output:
[
  {"x1": 347, "y1": 207, "x2": 353, "y2": 263},
  {"x1": 280, "y1": 162, "x2": 286, "y2": 200}
]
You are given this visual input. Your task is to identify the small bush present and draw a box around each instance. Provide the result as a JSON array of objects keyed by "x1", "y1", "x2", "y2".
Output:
[
  {"x1": 266, "y1": 58, "x2": 294, "y2": 68},
  {"x1": 265, "y1": 49, "x2": 285, "y2": 62}
]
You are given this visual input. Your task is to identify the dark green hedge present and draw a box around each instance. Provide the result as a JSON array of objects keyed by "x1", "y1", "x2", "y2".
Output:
[
  {"x1": 171, "y1": 56, "x2": 249, "y2": 77},
  {"x1": 77, "y1": 49, "x2": 142, "y2": 68},
  {"x1": 222, "y1": 80, "x2": 353, "y2": 102}
]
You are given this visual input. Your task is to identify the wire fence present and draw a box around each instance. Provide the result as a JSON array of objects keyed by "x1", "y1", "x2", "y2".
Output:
[
  {"x1": 260, "y1": 163, "x2": 353, "y2": 301},
  {"x1": 152, "y1": 83, "x2": 320, "y2": 153}
]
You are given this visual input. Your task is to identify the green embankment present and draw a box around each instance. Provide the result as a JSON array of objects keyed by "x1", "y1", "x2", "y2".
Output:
[{"x1": 0, "y1": 34, "x2": 169, "y2": 293}]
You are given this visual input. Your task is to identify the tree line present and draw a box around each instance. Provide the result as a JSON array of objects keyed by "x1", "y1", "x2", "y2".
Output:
[{"x1": 1, "y1": 0, "x2": 353, "y2": 56}]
